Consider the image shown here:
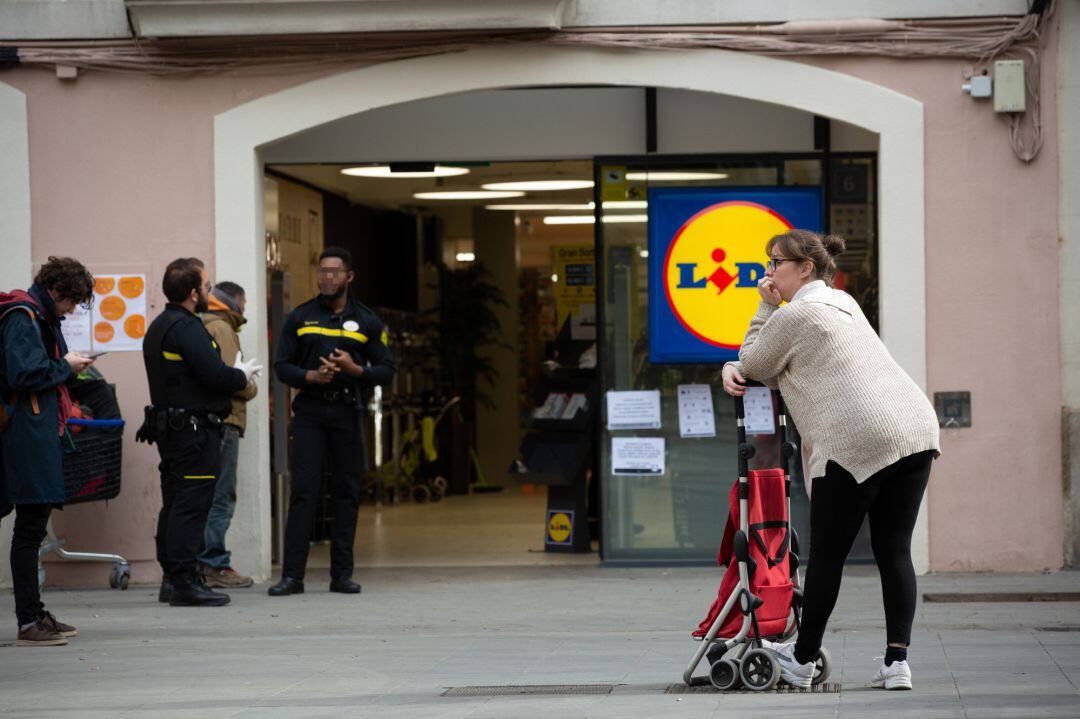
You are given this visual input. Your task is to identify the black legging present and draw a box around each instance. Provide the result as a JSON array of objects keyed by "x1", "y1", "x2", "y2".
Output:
[
  {"x1": 9, "y1": 503, "x2": 52, "y2": 627},
  {"x1": 793, "y1": 450, "x2": 934, "y2": 665}
]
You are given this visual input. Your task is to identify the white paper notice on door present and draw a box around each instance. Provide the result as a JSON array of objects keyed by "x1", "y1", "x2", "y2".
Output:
[
  {"x1": 677, "y1": 383, "x2": 716, "y2": 438},
  {"x1": 743, "y1": 386, "x2": 776, "y2": 435},
  {"x1": 606, "y1": 390, "x2": 661, "y2": 430},
  {"x1": 611, "y1": 437, "x2": 665, "y2": 476}
]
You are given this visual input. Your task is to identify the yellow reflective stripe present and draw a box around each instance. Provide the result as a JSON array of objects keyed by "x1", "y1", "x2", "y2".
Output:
[
  {"x1": 183, "y1": 475, "x2": 216, "y2": 480},
  {"x1": 211, "y1": 340, "x2": 218, "y2": 349},
  {"x1": 380, "y1": 329, "x2": 388, "y2": 345},
  {"x1": 296, "y1": 326, "x2": 369, "y2": 343},
  {"x1": 162, "y1": 351, "x2": 183, "y2": 361}
]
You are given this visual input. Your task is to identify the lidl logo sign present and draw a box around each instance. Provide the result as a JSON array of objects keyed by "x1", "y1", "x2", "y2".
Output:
[
  {"x1": 649, "y1": 188, "x2": 822, "y2": 363},
  {"x1": 546, "y1": 510, "x2": 573, "y2": 545}
]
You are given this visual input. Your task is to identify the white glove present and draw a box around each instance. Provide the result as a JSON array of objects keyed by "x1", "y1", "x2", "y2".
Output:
[{"x1": 233, "y1": 351, "x2": 264, "y2": 382}]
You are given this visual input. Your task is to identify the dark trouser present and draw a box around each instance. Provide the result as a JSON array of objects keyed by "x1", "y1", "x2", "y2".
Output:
[
  {"x1": 10, "y1": 503, "x2": 51, "y2": 626},
  {"x1": 282, "y1": 394, "x2": 364, "y2": 581},
  {"x1": 155, "y1": 423, "x2": 223, "y2": 577},
  {"x1": 794, "y1": 450, "x2": 935, "y2": 664}
]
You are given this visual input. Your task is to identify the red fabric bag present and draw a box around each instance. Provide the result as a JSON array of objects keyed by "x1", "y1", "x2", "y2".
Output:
[{"x1": 693, "y1": 468, "x2": 794, "y2": 639}]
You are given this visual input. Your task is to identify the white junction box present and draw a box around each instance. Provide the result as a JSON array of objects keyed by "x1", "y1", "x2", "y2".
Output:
[{"x1": 994, "y1": 59, "x2": 1026, "y2": 113}]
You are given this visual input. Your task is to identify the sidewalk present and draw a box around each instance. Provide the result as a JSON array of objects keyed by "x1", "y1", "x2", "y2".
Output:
[{"x1": 1, "y1": 565, "x2": 1077, "y2": 718}]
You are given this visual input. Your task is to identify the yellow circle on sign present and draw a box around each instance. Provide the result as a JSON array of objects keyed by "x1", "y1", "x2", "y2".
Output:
[
  {"x1": 663, "y1": 201, "x2": 790, "y2": 349},
  {"x1": 547, "y1": 512, "x2": 572, "y2": 544}
]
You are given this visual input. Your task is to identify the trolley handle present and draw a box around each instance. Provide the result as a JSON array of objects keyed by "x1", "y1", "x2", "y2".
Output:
[{"x1": 68, "y1": 418, "x2": 126, "y2": 428}]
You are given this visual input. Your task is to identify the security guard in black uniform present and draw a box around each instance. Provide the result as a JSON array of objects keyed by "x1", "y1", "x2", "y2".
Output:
[
  {"x1": 269, "y1": 247, "x2": 394, "y2": 596},
  {"x1": 139, "y1": 258, "x2": 262, "y2": 606}
]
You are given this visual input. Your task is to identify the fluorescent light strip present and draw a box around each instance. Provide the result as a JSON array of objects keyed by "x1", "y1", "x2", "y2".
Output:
[
  {"x1": 485, "y1": 201, "x2": 648, "y2": 211},
  {"x1": 625, "y1": 171, "x2": 728, "y2": 181},
  {"x1": 341, "y1": 165, "x2": 470, "y2": 178},
  {"x1": 543, "y1": 214, "x2": 648, "y2": 225},
  {"x1": 414, "y1": 190, "x2": 525, "y2": 200},
  {"x1": 482, "y1": 180, "x2": 594, "y2": 192}
]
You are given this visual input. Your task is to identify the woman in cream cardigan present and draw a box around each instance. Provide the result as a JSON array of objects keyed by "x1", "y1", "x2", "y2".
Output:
[{"x1": 721, "y1": 229, "x2": 939, "y2": 691}]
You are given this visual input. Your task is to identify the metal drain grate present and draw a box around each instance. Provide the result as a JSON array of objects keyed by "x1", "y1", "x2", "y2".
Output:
[
  {"x1": 666, "y1": 682, "x2": 842, "y2": 694},
  {"x1": 442, "y1": 684, "x2": 619, "y2": 697}
]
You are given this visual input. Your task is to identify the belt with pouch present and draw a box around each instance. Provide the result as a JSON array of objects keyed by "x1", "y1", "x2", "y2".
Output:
[{"x1": 305, "y1": 387, "x2": 356, "y2": 404}]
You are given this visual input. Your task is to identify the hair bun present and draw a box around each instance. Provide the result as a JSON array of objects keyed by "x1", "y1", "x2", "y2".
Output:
[{"x1": 822, "y1": 234, "x2": 846, "y2": 257}]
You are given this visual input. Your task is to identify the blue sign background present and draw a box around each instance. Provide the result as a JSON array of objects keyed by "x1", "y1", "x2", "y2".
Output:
[{"x1": 647, "y1": 187, "x2": 823, "y2": 364}]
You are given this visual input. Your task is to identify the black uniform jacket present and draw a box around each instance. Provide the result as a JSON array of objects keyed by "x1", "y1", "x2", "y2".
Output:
[
  {"x1": 143, "y1": 303, "x2": 248, "y2": 417},
  {"x1": 273, "y1": 295, "x2": 395, "y2": 393}
]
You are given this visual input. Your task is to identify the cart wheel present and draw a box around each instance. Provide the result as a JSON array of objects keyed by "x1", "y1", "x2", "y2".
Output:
[
  {"x1": 431, "y1": 485, "x2": 445, "y2": 502},
  {"x1": 812, "y1": 646, "x2": 832, "y2": 685},
  {"x1": 709, "y1": 659, "x2": 742, "y2": 691},
  {"x1": 109, "y1": 565, "x2": 131, "y2": 590},
  {"x1": 739, "y1": 648, "x2": 780, "y2": 691},
  {"x1": 433, "y1": 476, "x2": 448, "y2": 492},
  {"x1": 411, "y1": 485, "x2": 431, "y2": 503}
]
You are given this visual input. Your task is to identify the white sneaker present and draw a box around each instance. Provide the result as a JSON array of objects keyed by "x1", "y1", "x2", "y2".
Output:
[
  {"x1": 772, "y1": 642, "x2": 814, "y2": 689},
  {"x1": 870, "y1": 659, "x2": 912, "y2": 690}
]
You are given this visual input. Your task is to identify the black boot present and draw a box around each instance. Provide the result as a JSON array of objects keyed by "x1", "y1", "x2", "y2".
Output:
[
  {"x1": 329, "y1": 577, "x2": 361, "y2": 594},
  {"x1": 268, "y1": 576, "x2": 305, "y2": 596},
  {"x1": 158, "y1": 576, "x2": 173, "y2": 604},
  {"x1": 168, "y1": 571, "x2": 230, "y2": 607}
]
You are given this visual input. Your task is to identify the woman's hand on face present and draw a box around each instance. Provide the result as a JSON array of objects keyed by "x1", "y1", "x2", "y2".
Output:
[
  {"x1": 757, "y1": 277, "x2": 783, "y2": 306},
  {"x1": 722, "y1": 364, "x2": 747, "y2": 397}
]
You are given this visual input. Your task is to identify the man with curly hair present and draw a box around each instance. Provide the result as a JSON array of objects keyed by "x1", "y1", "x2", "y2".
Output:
[{"x1": 0, "y1": 256, "x2": 96, "y2": 646}]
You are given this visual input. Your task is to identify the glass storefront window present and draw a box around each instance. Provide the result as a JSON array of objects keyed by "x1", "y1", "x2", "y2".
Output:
[{"x1": 596, "y1": 154, "x2": 878, "y2": 564}]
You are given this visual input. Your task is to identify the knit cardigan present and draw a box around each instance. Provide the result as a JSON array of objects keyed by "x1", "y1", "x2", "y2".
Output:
[{"x1": 727, "y1": 282, "x2": 940, "y2": 483}]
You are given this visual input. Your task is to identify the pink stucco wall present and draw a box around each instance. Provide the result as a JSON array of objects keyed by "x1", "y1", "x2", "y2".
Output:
[{"x1": 1, "y1": 30, "x2": 1062, "y2": 581}]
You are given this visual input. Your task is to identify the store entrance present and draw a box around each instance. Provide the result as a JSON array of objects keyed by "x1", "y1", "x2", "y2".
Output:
[{"x1": 262, "y1": 160, "x2": 604, "y2": 568}]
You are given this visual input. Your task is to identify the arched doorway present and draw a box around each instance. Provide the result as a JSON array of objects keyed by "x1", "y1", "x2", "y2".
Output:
[{"x1": 213, "y1": 45, "x2": 926, "y2": 579}]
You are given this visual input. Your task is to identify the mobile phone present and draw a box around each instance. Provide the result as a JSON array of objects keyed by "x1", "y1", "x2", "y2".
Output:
[{"x1": 86, "y1": 351, "x2": 108, "y2": 359}]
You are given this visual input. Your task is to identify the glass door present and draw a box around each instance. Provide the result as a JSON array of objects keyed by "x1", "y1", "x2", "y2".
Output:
[{"x1": 595, "y1": 154, "x2": 877, "y2": 564}]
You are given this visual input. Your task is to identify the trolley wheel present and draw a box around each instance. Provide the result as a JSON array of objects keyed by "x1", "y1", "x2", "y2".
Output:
[
  {"x1": 739, "y1": 648, "x2": 780, "y2": 691},
  {"x1": 812, "y1": 646, "x2": 832, "y2": 685},
  {"x1": 433, "y1": 476, "x2": 448, "y2": 493},
  {"x1": 431, "y1": 487, "x2": 445, "y2": 502},
  {"x1": 411, "y1": 485, "x2": 431, "y2": 503},
  {"x1": 709, "y1": 659, "x2": 742, "y2": 691},
  {"x1": 109, "y1": 564, "x2": 131, "y2": 590}
]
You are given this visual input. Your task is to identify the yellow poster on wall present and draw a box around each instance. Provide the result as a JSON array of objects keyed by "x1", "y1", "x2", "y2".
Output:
[{"x1": 552, "y1": 244, "x2": 596, "y2": 341}]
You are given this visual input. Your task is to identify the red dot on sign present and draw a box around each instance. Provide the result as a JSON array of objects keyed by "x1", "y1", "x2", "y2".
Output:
[{"x1": 711, "y1": 248, "x2": 727, "y2": 263}]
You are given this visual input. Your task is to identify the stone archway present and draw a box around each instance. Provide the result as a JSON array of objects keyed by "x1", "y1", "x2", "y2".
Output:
[{"x1": 214, "y1": 45, "x2": 927, "y2": 578}]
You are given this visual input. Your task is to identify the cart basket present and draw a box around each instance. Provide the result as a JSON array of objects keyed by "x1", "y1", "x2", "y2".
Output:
[{"x1": 62, "y1": 418, "x2": 124, "y2": 505}]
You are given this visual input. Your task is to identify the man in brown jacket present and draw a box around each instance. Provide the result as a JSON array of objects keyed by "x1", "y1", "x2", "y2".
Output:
[{"x1": 198, "y1": 281, "x2": 258, "y2": 588}]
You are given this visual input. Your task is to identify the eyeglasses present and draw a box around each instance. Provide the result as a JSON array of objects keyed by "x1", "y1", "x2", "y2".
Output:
[
  {"x1": 766, "y1": 257, "x2": 803, "y2": 272},
  {"x1": 203, "y1": 281, "x2": 214, "y2": 292},
  {"x1": 317, "y1": 268, "x2": 347, "y2": 278}
]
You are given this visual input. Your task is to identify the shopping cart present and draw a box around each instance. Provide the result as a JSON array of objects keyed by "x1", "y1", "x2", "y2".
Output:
[
  {"x1": 682, "y1": 382, "x2": 832, "y2": 690},
  {"x1": 37, "y1": 418, "x2": 131, "y2": 590}
]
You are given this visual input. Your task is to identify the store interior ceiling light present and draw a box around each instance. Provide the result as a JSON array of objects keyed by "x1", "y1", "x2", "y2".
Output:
[
  {"x1": 481, "y1": 180, "x2": 595, "y2": 192},
  {"x1": 543, "y1": 214, "x2": 648, "y2": 225},
  {"x1": 625, "y1": 171, "x2": 729, "y2": 181},
  {"x1": 341, "y1": 165, "x2": 469, "y2": 178},
  {"x1": 455, "y1": 252, "x2": 476, "y2": 262},
  {"x1": 413, "y1": 190, "x2": 525, "y2": 200},
  {"x1": 485, "y1": 200, "x2": 648, "y2": 212},
  {"x1": 485, "y1": 203, "x2": 594, "y2": 211}
]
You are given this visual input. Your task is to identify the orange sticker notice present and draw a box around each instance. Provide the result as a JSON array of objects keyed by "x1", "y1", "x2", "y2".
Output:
[
  {"x1": 89, "y1": 273, "x2": 147, "y2": 352},
  {"x1": 94, "y1": 322, "x2": 115, "y2": 344},
  {"x1": 98, "y1": 295, "x2": 127, "y2": 321},
  {"x1": 124, "y1": 314, "x2": 146, "y2": 339},
  {"x1": 118, "y1": 276, "x2": 144, "y2": 299}
]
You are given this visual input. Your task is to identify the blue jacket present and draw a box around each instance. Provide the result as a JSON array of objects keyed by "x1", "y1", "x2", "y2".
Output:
[{"x1": 0, "y1": 284, "x2": 73, "y2": 515}]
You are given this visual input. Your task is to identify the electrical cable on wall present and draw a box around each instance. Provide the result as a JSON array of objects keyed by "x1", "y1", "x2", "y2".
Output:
[{"x1": 0, "y1": 1, "x2": 1056, "y2": 162}]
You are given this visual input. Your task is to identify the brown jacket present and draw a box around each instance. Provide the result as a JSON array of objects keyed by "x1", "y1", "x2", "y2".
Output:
[{"x1": 202, "y1": 295, "x2": 257, "y2": 434}]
